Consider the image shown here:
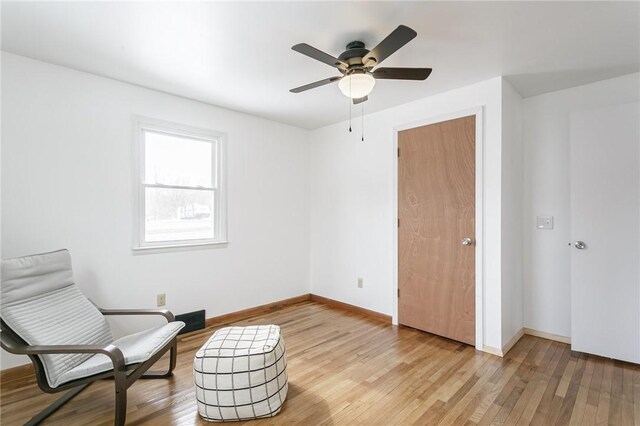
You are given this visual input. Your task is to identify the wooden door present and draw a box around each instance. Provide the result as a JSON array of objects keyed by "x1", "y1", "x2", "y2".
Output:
[
  {"x1": 398, "y1": 115, "x2": 475, "y2": 345},
  {"x1": 570, "y1": 102, "x2": 640, "y2": 363}
]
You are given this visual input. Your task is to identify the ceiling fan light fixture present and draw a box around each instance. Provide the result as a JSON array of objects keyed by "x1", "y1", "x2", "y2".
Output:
[{"x1": 338, "y1": 73, "x2": 376, "y2": 99}]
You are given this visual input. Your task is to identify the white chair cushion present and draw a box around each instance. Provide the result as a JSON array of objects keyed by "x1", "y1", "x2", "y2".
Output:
[
  {"x1": 194, "y1": 325, "x2": 288, "y2": 422},
  {"x1": 1, "y1": 250, "x2": 113, "y2": 388},
  {"x1": 56, "y1": 321, "x2": 185, "y2": 386}
]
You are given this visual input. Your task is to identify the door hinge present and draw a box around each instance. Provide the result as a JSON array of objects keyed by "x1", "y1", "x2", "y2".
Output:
[
  {"x1": 397, "y1": 218, "x2": 400, "y2": 228},
  {"x1": 397, "y1": 147, "x2": 400, "y2": 157},
  {"x1": 397, "y1": 288, "x2": 400, "y2": 298}
]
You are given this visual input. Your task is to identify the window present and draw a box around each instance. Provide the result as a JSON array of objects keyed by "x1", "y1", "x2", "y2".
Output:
[{"x1": 133, "y1": 117, "x2": 227, "y2": 250}]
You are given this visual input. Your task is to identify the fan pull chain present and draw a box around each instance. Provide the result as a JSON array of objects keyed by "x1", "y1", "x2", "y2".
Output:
[
  {"x1": 361, "y1": 102, "x2": 364, "y2": 141},
  {"x1": 348, "y1": 77, "x2": 352, "y2": 132},
  {"x1": 349, "y1": 100, "x2": 352, "y2": 132}
]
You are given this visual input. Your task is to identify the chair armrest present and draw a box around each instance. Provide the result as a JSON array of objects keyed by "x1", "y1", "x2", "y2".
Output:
[
  {"x1": 98, "y1": 308, "x2": 175, "y2": 322},
  {"x1": 0, "y1": 331, "x2": 125, "y2": 368}
]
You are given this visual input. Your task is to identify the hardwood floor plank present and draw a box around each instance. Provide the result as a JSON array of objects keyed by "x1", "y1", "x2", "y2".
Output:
[
  {"x1": 467, "y1": 360, "x2": 521, "y2": 424},
  {"x1": 513, "y1": 340, "x2": 558, "y2": 426},
  {"x1": 587, "y1": 357, "x2": 605, "y2": 407},
  {"x1": 634, "y1": 365, "x2": 640, "y2": 426},
  {"x1": 609, "y1": 361, "x2": 624, "y2": 424},
  {"x1": 474, "y1": 337, "x2": 538, "y2": 425},
  {"x1": 556, "y1": 355, "x2": 578, "y2": 398},
  {"x1": 595, "y1": 358, "x2": 615, "y2": 426},
  {"x1": 530, "y1": 343, "x2": 572, "y2": 425},
  {"x1": 568, "y1": 355, "x2": 596, "y2": 425},
  {"x1": 556, "y1": 354, "x2": 587, "y2": 425},
  {"x1": 1, "y1": 301, "x2": 638, "y2": 425},
  {"x1": 500, "y1": 338, "x2": 550, "y2": 424},
  {"x1": 621, "y1": 362, "x2": 636, "y2": 425},
  {"x1": 438, "y1": 357, "x2": 502, "y2": 425}
]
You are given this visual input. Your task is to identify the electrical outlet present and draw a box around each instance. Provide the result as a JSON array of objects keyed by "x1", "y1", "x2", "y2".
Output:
[
  {"x1": 536, "y1": 215, "x2": 554, "y2": 230},
  {"x1": 157, "y1": 293, "x2": 166, "y2": 307},
  {"x1": 357, "y1": 277, "x2": 364, "y2": 288}
]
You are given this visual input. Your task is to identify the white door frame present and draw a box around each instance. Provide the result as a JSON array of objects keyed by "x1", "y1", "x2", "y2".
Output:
[{"x1": 391, "y1": 106, "x2": 485, "y2": 351}]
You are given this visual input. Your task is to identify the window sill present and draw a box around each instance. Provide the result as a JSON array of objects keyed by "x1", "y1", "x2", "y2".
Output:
[{"x1": 132, "y1": 241, "x2": 229, "y2": 254}]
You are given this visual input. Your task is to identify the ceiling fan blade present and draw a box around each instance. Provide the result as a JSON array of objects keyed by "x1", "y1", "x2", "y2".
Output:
[
  {"x1": 373, "y1": 67, "x2": 432, "y2": 80},
  {"x1": 292, "y1": 43, "x2": 348, "y2": 70},
  {"x1": 353, "y1": 96, "x2": 368, "y2": 105},
  {"x1": 290, "y1": 76, "x2": 342, "y2": 93},
  {"x1": 363, "y1": 25, "x2": 417, "y2": 67}
]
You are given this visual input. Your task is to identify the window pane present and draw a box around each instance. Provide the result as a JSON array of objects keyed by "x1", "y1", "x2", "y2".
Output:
[
  {"x1": 145, "y1": 187, "x2": 214, "y2": 242},
  {"x1": 144, "y1": 130, "x2": 213, "y2": 187}
]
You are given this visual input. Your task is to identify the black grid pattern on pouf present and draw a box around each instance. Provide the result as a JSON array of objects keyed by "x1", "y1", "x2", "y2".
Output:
[{"x1": 194, "y1": 325, "x2": 288, "y2": 422}]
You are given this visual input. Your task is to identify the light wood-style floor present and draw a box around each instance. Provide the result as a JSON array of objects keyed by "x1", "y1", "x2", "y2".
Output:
[{"x1": 1, "y1": 300, "x2": 639, "y2": 425}]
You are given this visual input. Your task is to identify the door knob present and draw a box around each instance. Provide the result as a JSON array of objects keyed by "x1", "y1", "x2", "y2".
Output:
[
  {"x1": 461, "y1": 237, "x2": 474, "y2": 246},
  {"x1": 574, "y1": 241, "x2": 587, "y2": 250}
]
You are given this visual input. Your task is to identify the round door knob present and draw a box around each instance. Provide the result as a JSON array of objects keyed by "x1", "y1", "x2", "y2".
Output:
[
  {"x1": 574, "y1": 241, "x2": 587, "y2": 250},
  {"x1": 461, "y1": 237, "x2": 474, "y2": 246}
]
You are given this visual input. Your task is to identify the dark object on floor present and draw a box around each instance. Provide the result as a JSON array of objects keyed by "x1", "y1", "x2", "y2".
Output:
[{"x1": 176, "y1": 309, "x2": 206, "y2": 334}]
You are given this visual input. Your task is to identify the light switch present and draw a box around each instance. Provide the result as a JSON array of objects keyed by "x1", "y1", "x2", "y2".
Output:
[{"x1": 536, "y1": 215, "x2": 554, "y2": 230}]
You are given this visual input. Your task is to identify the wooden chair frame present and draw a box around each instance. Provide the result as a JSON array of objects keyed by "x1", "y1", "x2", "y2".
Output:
[{"x1": 0, "y1": 308, "x2": 179, "y2": 426}]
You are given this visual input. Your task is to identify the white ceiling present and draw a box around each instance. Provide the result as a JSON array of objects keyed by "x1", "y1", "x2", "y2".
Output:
[{"x1": 2, "y1": 1, "x2": 638, "y2": 129}]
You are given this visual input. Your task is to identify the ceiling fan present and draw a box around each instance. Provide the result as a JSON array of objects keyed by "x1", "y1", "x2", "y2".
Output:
[{"x1": 289, "y1": 25, "x2": 432, "y2": 104}]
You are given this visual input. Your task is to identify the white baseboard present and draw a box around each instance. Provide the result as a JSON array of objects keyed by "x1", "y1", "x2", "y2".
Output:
[
  {"x1": 523, "y1": 327, "x2": 571, "y2": 344},
  {"x1": 482, "y1": 345, "x2": 504, "y2": 357},
  {"x1": 502, "y1": 328, "x2": 525, "y2": 356},
  {"x1": 483, "y1": 327, "x2": 570, "y2": 358}
]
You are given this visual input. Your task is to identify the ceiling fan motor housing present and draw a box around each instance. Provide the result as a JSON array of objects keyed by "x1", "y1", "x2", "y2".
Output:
[{"x1": 338, "y1": 41, "x2": 371, "y2": 67}]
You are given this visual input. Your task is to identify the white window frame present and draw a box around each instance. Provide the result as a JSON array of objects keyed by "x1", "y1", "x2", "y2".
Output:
[{"x1": 132, "y1": 116, "x2": 227, "y2": 251}]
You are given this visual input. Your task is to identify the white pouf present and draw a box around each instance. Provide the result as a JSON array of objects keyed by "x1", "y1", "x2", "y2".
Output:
[{"x1": 193, "y1": 325, "x2": 288, "y2": 422}]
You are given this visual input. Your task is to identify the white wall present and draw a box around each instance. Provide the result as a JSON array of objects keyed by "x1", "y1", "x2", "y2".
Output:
[
  {"x1": 1, "y1": 53, "x2": 310, "y2": 369},
  {"x1": 501, "y1": 79, "x2": 524, "y2": 345},
  {"x1": 309, "y1": 77, "x2": 509, "y2": 351},
  {"x1": 522, "y1": 73, "x2": 640, "y2": 338}
]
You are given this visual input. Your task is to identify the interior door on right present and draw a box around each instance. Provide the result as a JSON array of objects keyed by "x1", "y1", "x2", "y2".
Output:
[
  {"x1": 570, "y1": 101, "x2": 640, "y2": 363},
  {"x1": 398, "y1": 115, "x2": 476, "y2": 346}
]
